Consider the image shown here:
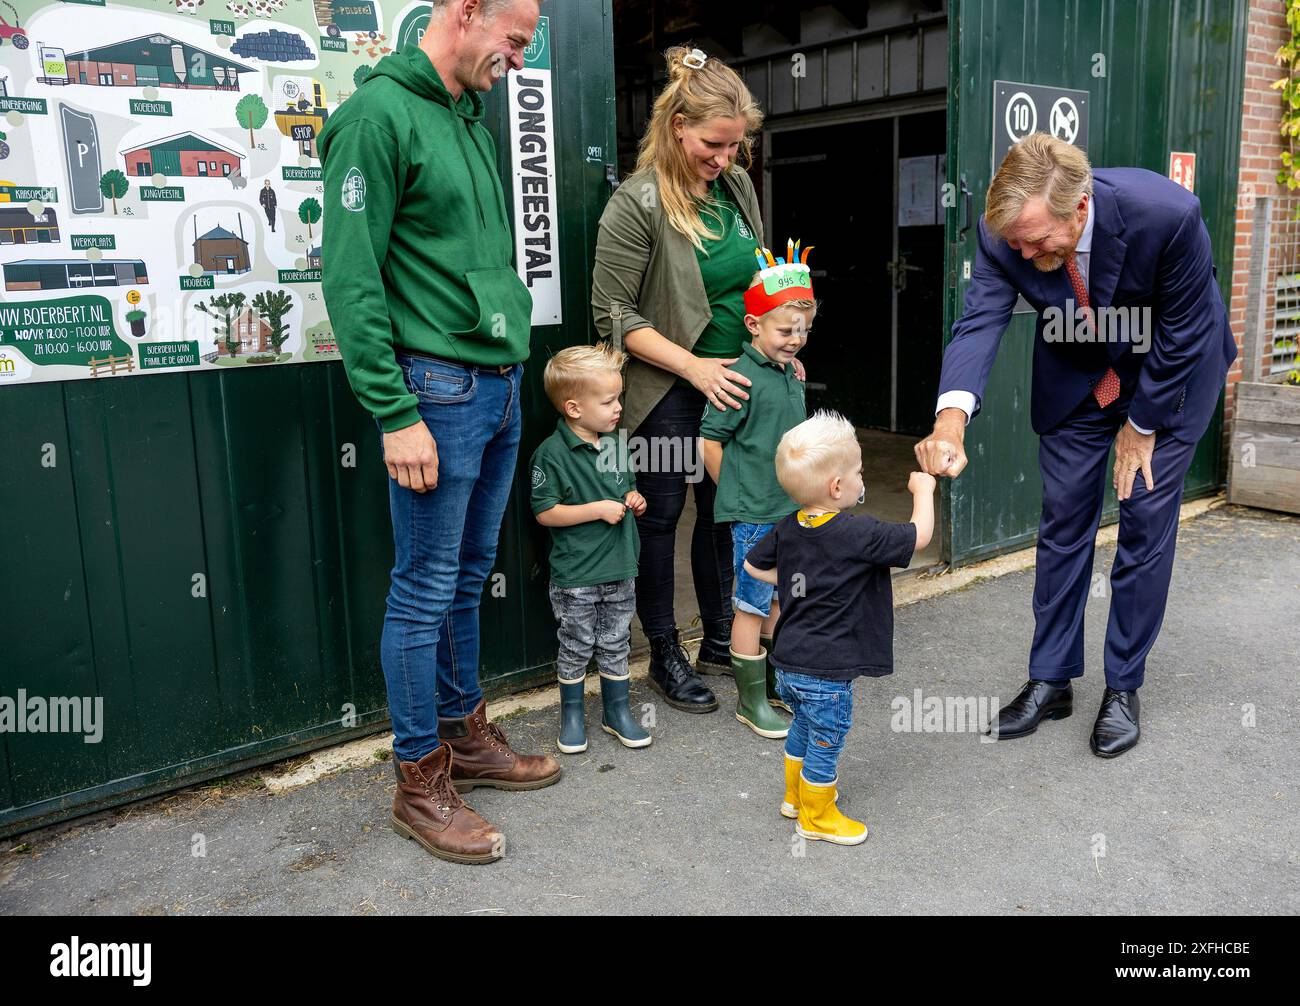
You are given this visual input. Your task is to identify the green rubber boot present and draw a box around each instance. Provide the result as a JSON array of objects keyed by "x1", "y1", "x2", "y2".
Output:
[
  {"x1": 732, "y1": 647, "x2": 790, "y2": 739},
  {"x1": 599, "y1": 674, "x2": 652, "y2": 748},
  {"x1": 557, "y1": 678, "x2": 588, "y2": 754},
  {"x1": 761, "y1": 635, "x2": 792, "y2": 713}
]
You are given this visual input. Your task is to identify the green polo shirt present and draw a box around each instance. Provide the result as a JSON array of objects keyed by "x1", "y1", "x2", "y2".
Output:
[
  {"x1": 692, "y1": 179, "x2": 760, "y2": 360},
  {"x1": 530, "y1": 420, "x2": 640, "y2": 588},
  {"x1": 670, "y1": 181, "x2": 761, "y2": 392},
  {"x1": 700, "y1": 341, "x2": 806, "y2": 524}
]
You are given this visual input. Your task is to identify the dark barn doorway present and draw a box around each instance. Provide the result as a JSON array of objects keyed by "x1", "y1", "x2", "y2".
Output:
[{"x1": 612, "y1": 0, "x2": 949, "y2": 628}]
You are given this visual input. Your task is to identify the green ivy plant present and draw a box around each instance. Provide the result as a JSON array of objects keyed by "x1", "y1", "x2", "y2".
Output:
[
  {"x1": 1276, "y1": 0, "x2": 1300, "y2": 188},
  {"x1": 1273, "y1": 3, "x2": 1300, "y2": 384}
]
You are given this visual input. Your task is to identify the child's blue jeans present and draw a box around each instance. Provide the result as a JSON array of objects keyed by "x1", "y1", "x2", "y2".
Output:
[
  {"x1": 731, "y1": 521, "x2": 776, "y2": 616},
  {"x1": 774, "y1": 668, "x2": 854, "y2": 784}
]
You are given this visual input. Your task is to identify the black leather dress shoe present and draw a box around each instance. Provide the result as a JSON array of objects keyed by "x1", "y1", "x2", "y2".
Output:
[
  {"x1": 694, "y1": 618, "x2": 733, "y2": 676},
  {"x1": 988, "y1": 679, "x2": 1073, "y2": 739},
  {"x1": 1090, "y1": 687, "x2": 1140, "y2": 758},
  {"x1": 648, "y1": 631, "x2": 719, "y2": 713}
]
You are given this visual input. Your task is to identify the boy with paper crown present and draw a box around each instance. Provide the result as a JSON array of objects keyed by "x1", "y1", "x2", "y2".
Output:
[{"x1": 699, "y1": 240, "x2": 816, "y2": 740}]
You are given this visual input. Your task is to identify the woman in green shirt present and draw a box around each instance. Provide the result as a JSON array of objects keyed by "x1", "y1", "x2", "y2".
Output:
[{"x1": 592, "y1": 46, "x2": 794, "y2": 714}]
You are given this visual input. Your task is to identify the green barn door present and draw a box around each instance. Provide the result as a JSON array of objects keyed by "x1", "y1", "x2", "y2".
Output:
[
  {"x1": 942, "y1": 0, "x2": 1246, "y2": 566},
  {"x1": 0, "y1": 0, "x2": 615, "y2": 837}
]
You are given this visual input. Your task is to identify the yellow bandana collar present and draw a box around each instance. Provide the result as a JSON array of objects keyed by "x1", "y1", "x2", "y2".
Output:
[{"x1": 796, "y1": 509, "x2": 838, "y2": 528}]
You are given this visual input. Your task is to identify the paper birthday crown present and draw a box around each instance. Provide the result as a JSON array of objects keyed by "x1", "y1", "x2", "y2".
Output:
[{"x1": 743, "y1": 239, "x2": 815, "y2": 317}]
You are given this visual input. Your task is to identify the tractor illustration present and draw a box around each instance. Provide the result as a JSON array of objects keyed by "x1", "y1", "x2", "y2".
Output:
[
  {"x1": 313, "y1": 0, "x2": 379, "y2": 39},
  {"x1": 0, "y1": 3, "x2": 30, "y2": 50}
]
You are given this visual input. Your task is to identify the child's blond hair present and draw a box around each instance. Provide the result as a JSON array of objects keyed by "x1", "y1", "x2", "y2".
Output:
[
  {"x1": 747, "y1": 272, "x2": 817, "y2": 316},
  {"x1": 543, "y1": 343, "x2": 627, "y2": 413},
  {"x1": 775, "y1": 410, "x2": 860, "y2": 505}
]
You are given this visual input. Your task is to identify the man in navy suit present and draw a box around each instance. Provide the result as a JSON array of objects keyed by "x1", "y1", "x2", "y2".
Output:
[{"x1": 915, "y1": 133, "x2": 1237, "y2": 757}]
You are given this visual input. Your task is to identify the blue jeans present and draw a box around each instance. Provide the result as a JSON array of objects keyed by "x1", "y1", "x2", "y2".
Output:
[
  {"x1": 380, "y1": 352, "x2": 522, "y2": 763},
  {"x1": 775, "y1": 668, "x2": 853, "y2": 785},
  {"x1": 731, "y1": 521, "x2": 776, "y2": 616}
]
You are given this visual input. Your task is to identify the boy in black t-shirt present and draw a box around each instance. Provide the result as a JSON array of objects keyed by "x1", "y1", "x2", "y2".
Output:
[{"x1": 745, "y1": 410, "x2": 936, "y2": 845}]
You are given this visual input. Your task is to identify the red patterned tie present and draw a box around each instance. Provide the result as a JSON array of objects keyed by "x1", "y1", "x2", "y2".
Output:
[{"x1": 1065, "y1": 252, "x2": 1120, "y2": 408}]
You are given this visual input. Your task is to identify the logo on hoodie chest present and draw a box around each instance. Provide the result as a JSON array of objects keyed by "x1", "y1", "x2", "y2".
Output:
[{"x1": 342, "y1": 166, "x2": 367, "y2": 212}]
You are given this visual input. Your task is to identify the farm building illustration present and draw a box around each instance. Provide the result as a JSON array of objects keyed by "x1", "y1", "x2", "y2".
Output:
[
  {"x1": 122, "y1": 132, "x2": 244, "y2": 179},
  {"x1": 231, "y1": 28, "x2": 314, "y2": 63},
  {"x1": 273, "y1": 79, "x2": 329, "y2": 158},
  {"x1": 306, "y1": 244, "x2": 321, "y2": 269},
  {"x1": 4, "y1": 258, "x2": 148, "y2": 291},
  {"x1": 192, "y1": 215, "x2": 252, "y2": 275},
  {"x1": 195, "y1": 289, "x2": 295, "y2": 361},
  {"x1": 0, "y1": 204, "x2": 59, "y2": 245},
  {"x1": 41, "y1": 36, "x2": 255, "y2": 90},
  {"x1": 306, "y1": 321, "x2": 338, "y2": 357},
  {"x1": 224, "y1": 306, "x2": 272, "y2": 356}
]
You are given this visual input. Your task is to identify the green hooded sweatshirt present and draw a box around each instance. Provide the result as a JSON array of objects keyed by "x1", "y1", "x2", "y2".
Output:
[{"x1": 318, "y1": 44, "x2": 533, "y2": 433}]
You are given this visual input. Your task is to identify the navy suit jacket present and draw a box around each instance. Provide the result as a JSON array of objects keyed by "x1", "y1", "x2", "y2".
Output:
[{"x1": 937, "y1": 167, "x2": 1237, "y2": 441}]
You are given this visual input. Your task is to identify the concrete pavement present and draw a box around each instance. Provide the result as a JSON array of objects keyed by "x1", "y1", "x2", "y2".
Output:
[{"x1": 1, "y1": 504, "x2": 1295, "y2": 915}]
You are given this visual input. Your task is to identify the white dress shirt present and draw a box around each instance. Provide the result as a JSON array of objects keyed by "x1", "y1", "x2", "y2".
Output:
[{"x1": 934, "y1": 195, "x2": 1153, "y2": 435}]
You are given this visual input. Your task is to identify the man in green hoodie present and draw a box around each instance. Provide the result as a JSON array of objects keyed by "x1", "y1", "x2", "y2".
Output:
[{"x1": 319, "y1": 0, "x2": 558, "y2": 867}]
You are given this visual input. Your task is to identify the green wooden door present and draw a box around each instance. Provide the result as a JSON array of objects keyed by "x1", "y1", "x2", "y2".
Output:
[
  {"x1": 0, "y1": 0, "x2": 615, "y2": 837},
  {"x1": 942, "y1": 0, "x2": 1245, "y2": 565}
]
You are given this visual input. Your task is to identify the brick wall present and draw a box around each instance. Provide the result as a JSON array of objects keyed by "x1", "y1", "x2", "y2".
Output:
[{"x1": 1227, "y1": 0, "x2": 1290, "y2": 439}]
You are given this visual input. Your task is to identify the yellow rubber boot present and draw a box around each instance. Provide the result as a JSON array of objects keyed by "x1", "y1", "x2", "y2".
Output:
[
  {"x1": 796, "y1": 775, "x2": 868, "y2": 846},
  {"x1": 780, "y1": 754, "x2": 802, "y2": 819}
]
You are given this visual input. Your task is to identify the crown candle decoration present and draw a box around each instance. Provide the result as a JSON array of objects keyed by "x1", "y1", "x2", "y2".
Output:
[{"x1": 744, "y1": 239, "x2": 815, "y2": 316}]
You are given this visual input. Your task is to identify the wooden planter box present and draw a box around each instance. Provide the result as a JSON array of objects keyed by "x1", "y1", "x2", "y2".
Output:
[{"x1": 1229, "y1": 376, "x2": 1300, "y2": 515}]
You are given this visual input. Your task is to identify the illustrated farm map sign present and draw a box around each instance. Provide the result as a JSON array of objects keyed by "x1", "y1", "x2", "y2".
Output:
[{"x1": 0, "y1": 1, "x2": 554, "y2": 387}]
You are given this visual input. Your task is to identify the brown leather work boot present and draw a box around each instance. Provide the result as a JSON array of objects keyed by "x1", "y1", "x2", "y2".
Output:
[
  {"x1": 390, "y1": 744, "x2": 504, "y2": 864},
  {"x1": 440, "y1": 698, "x2": 563, "y2": 793}
]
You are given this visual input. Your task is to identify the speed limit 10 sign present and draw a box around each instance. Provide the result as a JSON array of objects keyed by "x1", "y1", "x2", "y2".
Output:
[{"x1": 992, "y1": 81, "x2": 1091, "y2": 174}]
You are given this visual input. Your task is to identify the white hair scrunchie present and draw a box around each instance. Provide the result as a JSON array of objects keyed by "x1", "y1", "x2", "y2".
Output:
[{"x1": 683, "y1": 48, "x2": 708, "y2": 69}]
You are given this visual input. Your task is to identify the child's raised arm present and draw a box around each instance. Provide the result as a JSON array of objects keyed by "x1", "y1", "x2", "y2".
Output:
[{"x1": 907, "y1": 471, "x2": 937, "y2": 550}]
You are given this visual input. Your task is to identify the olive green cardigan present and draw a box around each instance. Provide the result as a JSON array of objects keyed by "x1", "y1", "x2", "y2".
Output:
[{"x1": 591, "y1": 166, "x2": 765, "y2": 436}]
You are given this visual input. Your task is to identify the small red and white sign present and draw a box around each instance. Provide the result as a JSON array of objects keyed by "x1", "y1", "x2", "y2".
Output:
[{"x1": 1169, "y1": 151, "x2": 1196, "y2": 193}]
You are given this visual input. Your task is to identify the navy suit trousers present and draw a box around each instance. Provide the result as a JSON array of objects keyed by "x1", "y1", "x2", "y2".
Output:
[{"x1": 1028, "y1": 390, "x2": 1201, "y2": 690}]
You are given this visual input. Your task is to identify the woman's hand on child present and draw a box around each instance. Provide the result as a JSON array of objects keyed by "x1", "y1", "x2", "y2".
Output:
[
  {"x1": 624, "y1": 491, "x2": 647, "y2": 517},
  {"x1": 683, "y1": 356, "x2": 752, "y2": 412},
  {"x1": 594, "y1": 500, "x2": 629, "y2": 524}
]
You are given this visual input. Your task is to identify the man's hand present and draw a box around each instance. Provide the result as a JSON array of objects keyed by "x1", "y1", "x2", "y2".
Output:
[
  {"x1": 383, "y1": 420, "x2": 439, "y2": 493},
  {"x1": 914, "y1": 408, "x2": 969, "y2": 478},
  {"x1": 1113, "y1": 423, "x2": 1156, "y2": 501},
  {"x1": 624, "y1": 491, "x2": 647, "y2": 517}
]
